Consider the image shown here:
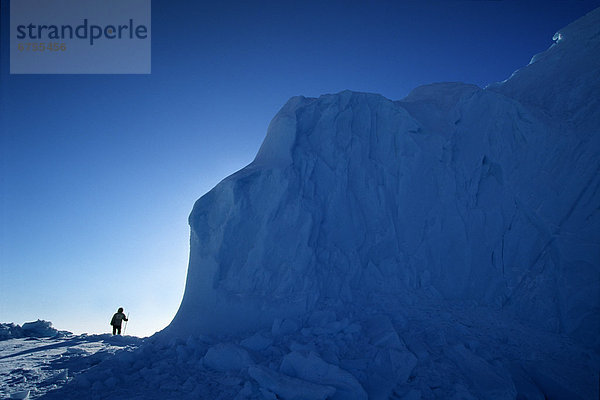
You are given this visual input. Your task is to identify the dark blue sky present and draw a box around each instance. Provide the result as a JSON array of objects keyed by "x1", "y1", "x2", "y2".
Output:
[{"x1": 2, "y1": 0, "x2": 599, "y2": 336}]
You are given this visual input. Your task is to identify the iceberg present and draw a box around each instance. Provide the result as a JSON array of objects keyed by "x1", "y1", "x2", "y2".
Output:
[{"x1": 169, "y1": 9, "x2": 600, "y2": 355}]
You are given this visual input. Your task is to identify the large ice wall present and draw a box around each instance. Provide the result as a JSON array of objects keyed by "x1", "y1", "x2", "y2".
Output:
[{"x1": 169, "y1": 8, "x2": 599, "y2": 350}]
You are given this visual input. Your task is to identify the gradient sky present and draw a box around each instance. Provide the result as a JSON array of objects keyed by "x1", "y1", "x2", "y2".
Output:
[{"x1": 1, "y1": 0, "x2": 599, "y2": 337}]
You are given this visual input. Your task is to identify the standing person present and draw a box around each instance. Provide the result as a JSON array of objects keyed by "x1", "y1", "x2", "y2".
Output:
[{"x1": 110, "y1": 307, "x2": 128, "y2": 335}]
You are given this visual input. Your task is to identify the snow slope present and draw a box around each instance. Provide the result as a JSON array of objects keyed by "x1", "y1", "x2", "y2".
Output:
[{"x1": 170, "y1": 8, "x2": 600, "y2": 354}]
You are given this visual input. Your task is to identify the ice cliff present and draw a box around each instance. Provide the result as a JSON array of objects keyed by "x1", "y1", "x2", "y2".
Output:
[{"x1": 169, "y1": 8, "x2": 599, "y2": 352}]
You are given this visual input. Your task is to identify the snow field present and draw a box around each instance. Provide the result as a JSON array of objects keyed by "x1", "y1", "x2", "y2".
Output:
[{"x1": 37, "y1": 297, "x2": 599, "y2": 399}]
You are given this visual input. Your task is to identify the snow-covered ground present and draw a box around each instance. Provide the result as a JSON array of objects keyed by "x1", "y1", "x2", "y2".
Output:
[
  {"x1": 2, "y1": 301, "x2": 597, "y2": 399},
  {"x1": 0, "y1": 332, "x2": 142, "y2": 399}
]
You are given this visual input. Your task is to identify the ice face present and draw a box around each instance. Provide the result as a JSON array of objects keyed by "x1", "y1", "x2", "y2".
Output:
[{"x1": 168, "y1": 8, "x2": 600, "y2": 352}]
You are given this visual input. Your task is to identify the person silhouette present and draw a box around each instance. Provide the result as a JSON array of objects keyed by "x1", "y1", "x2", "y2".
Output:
[{"x1": 110, "y1": 307, "x2": 128, "y2": 335}]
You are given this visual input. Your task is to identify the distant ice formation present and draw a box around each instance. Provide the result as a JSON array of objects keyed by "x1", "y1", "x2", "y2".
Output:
[{"x1": 0, "y1": 320, "x2": 71, "y2": 341}]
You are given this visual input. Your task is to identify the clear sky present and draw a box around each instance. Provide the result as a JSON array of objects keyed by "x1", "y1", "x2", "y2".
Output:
[{"x1": 1, "y1": 1, "x2": 599, "y2": 338}]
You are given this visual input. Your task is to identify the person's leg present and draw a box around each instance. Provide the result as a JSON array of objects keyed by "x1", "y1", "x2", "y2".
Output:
[
  {"x1": 117, "y1": 326, "x2": 121, "y2": 335},
  {"x1": 112, "y1": 325, "x2": 117, "y2": 335}
]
